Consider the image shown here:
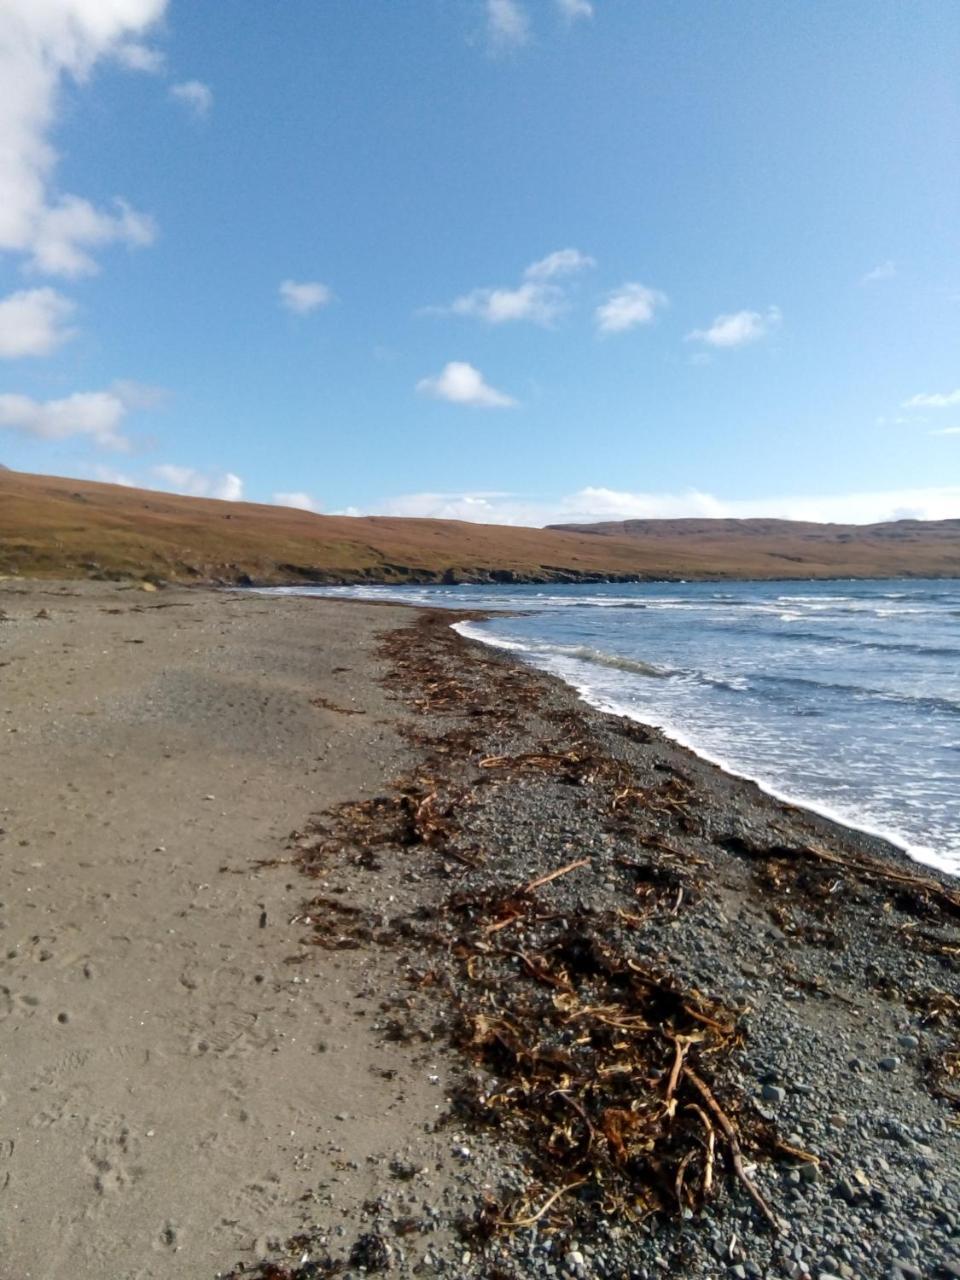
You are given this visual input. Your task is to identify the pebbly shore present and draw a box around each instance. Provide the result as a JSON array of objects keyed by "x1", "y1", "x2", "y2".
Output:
[{"x1": 233, "y1": 608, "x2": 960, "y2": 1280}]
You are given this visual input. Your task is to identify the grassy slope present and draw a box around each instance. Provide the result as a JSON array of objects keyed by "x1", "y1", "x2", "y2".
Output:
[{"x1": 1, "y1": 469, "x2": 958, "y2": 583}]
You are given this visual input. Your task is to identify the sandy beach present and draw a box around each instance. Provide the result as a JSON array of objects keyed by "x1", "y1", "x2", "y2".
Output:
[
  {"x1": 0, "y1": 582, "x2": 478, "y2": 1278},
  {"x1": 1, "y1": 581, "x2": 958, "y2": 1280}
]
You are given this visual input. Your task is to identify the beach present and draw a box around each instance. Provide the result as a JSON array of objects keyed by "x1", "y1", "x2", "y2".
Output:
[{"x1": 1, "y1": 580, "x2": 958, "y2": 1280}]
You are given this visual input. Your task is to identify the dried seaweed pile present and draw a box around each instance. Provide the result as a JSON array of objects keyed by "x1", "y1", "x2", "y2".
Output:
[
  {"x1": 721, "y1": 833, "x2": 960, "y2": 1108},
  {"x1": 446, "y1": 896, "x2": 788, "y2": 1234},
  {"x1": 285, "y1": 613, "x2": 795, "y2": 1237}
]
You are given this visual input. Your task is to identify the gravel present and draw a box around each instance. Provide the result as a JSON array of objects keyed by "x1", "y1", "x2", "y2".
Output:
[{"x1": 229, "y1": 609, "x2": 960, "y2": 1280}]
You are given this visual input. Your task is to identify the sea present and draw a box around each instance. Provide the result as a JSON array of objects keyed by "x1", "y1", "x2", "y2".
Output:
[{"x1": 262, "y1": 579, "x2": 960, "y2": 877}]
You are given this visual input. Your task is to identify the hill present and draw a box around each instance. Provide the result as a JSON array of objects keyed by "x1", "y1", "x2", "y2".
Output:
[{"x1": 1, "y1": 469, "x2": 958, "y2": 584}]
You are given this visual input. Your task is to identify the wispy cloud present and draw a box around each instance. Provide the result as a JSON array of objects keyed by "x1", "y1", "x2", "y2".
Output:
[
  {"x1": 416, "y1": 361, "x2": 517, "y2": 408},
  {"x1": 525, "y1": 248, "x2": 596, "y2": 280},
  {"x1": 930, "y1": 427, "x2": 960, "y2": 437},
  {"x1": 273, "y1": 491, "x2": 320, "y2": 511},
  {"x1": 0, "y1": 390, "x2": 130, "y2": 449},
  {"x1": 0, "y1": 0, "x2": 165, "y2": 276},
  {"x1": 114, "y1": 42, "x2": 165, "y2": 74},
  {"x1": 555, "y1": 0, "x2": 594, "y2": 20},
  {"x1": 686, "y1": 305, "x2": 781, "y2": 349},
  {"x1": 169, "y1": 79, "x2": 213, "y2": 117},
  {"x1": 431, "y1": 248, "x2": 594, "y2": 326},
  {"x1": 902, "y1": 389, "x2": 960, "y2": 409},
  {"x1": 861, "y1": 260, "x2": 896, "y2": 285},
  {"x1": 152, "y1": 464, "x2": 243, "y2": 501},
  {"x1": 0, "y1": 380, "x2": 165, "y2": 450},
  {"x1": 487, "y1": 0, "x2": 530, "y2": 49},
  {"x1": 279, "y1": 279, "x2": 335, "y2": 315},
  {"x1": 0, "y1": 288, "x2": 76, "y2": 358},
  {"x1": 353, "y1": 483, "x2": 960, "y2": 526},
  {"x1": 595, "y1": 282, "x2": 668, "y2": 334}
]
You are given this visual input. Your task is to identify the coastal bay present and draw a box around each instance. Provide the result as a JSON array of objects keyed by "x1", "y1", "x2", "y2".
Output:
[{"x1": 0, "y1": 582, "x2": 957, "y2": 1279}]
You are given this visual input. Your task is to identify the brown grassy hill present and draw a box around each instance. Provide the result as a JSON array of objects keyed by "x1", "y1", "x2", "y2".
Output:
[{"x1": 1, "y1": 469, "x2": 958, "y2": 584}]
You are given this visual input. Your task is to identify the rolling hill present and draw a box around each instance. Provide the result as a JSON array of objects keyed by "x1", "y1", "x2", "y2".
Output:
[{"x1": 1, "y1": 469, "x2": 958, "y2": 584}]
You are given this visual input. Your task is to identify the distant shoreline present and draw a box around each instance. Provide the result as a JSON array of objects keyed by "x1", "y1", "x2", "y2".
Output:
[{"x1": 3, "y1": 467, "x2": 958, "y2": 586}]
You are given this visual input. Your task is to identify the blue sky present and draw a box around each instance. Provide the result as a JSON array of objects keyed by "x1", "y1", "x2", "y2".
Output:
[{"x1": 0, "y1": 0, "x2": 958, "y2": 524}]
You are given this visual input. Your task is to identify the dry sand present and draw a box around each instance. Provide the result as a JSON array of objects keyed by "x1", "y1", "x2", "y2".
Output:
[{"x1": 0, "y1": 582, "x2": 466, "y2": 1279}]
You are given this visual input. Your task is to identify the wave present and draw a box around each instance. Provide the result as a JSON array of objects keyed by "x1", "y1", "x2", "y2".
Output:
[
  {"x1": 453, "y1": 626, "x2": 675, "y2": 678},
  {"x1": 458, "y1": 626, "x2": 960, "y2": 715},
  {"x1": 453, "y1": 623, "x2": 959, "y2": 877},
  {"x1": 748, "y1": 672, "x2": 960, "y2": 717},
  {"x1": 757, "y1": 628, "x2": 960, "y2": 659}
]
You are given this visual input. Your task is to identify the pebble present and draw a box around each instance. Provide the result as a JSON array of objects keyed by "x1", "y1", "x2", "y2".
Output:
[
  {"x1": 761, "y1": 1083, "x2": 786, "y2": 1103},
  {"x1": 890, "y1": 1261, "x2": 922, "y2": 1280},
  {"x1": 879, "y1": 1057, "x2": 902, "y2": 1072}
]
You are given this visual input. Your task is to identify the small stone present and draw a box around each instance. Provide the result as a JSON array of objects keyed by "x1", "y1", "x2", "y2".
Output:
[
  {"x1": 762, "y1": 1083, "x2": 786, "y2": 1103},
  {"x1": 834, "y1": 1178, "x2": 859, "y2": 1203},
  {"x1": 879, "y1": 1056, "x2": 902, "y2": 1072},
  {"x1": 897, "y1": 1034, "x2": 920, "y2": 1050},
  {"x1": 890, "y1": 1261, "x2": 921, "y2": 1280}
]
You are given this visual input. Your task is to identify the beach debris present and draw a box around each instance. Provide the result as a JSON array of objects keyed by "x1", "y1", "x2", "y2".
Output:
[
  {"x1": 310, "y1": 694, "x2": 366, "y2": 716},
  {"x1": 720, "y1": 833, "x2": 960, "y2": 921}
]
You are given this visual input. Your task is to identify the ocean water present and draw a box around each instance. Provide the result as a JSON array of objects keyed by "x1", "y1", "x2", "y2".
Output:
[{"x1": 262, "y1": 579, "x2": 960, "y2": 877}]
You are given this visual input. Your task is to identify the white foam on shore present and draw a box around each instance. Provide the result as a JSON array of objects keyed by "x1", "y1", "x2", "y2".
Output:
[{"x1": 452, "y1": 619, "x2": 959, "y2": 878}]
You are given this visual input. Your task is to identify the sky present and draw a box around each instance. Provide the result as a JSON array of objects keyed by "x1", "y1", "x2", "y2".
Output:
[{"x1": 0, "y1": 0, "x2": 959, "y2": 526}]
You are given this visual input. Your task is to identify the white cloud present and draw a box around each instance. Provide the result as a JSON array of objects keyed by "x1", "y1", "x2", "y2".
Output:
[
  {"x1": 273, "y1": 491, "x2": 319, "y2": 512},
  {"x1": 0, "y1": 0, "x2": 165, "y2": 276},
  {"x1": 354, "y1": 483, "x2": 960, "y2": 526},
  {"x1": 487, "y1": 0, "x2": 529, "y2": 48},
  {"x1": 279, "y1": 279, "x2": 334, "y2": 315},
  {"x1": 90, "y1": 464, "x2": 138, "y2": 486},
  {"x1": 861, "y1": 260, "x2": 896, "y2": 284},
  {"x1": 450, "y1": 280, "x2": 566, "y2": 326},
  {"x1": 416, "y1": 361, "x2": 517, "y2": 408},
  {"x1": 686, "y1": 305, "x2": 781, "y2": 349},
  {"x1": 0, "y1": 287, "x2": 76, "y2": 357},
  {"x1": 169, "y1": 79, "x2": 213, "y2": 117},
  {"x1": 525, "y1": 248, "x2": 595, "y2": 280},
  {"x1": 595, "y1": 282, "x2": 668, "y2": 334},
  {"x1": 930, "y1": 427, "x2": 960, "y2": 437},
  {"x1": 0, "y1": 389, "x2": 130, "y2": 449},
  {"x1": 114, "y1": 41, "x2": 164, "y2": 73},
  {"x1": 29, "y1": 196, "x2": 155, "y2": 279},
  {"x1": 152, "y1": 464, "x2": 243, "y2": 501},
  {"x1": 902, "y1": 389, "x2": 960, "y2": 409},
  {"x1": 556, "y1": 0, "x2": 594, "y2": 19},
  {"x1": 435, "y1": 247, "x2": 593, "y2": 326}
]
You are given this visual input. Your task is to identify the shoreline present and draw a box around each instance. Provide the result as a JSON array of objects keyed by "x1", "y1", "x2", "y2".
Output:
[
  {"x1": 1, "y1": 582, "x2": 957, "y2": 1280},
  {"x1": 451, "y1": 617, "x2": 956, "y2": 880},
  {"x1": 234, "y1": 603, "x2": 960, "y2": 1279}
]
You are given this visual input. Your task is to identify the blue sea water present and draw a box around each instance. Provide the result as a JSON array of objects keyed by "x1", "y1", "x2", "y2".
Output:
[{"x1": 263, "y1": 579, "x2": 960, "y2": 876}]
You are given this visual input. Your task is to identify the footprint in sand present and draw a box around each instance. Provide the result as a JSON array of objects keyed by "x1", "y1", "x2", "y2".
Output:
[
  {"x1": 0, "y1": 1138, "x2": 13, "y2": 1192},
  {"x1": 186, "y1": 1006, "x2": 265, "y2": 1057},
  {"x1": 85, "y1": 1123, "x2": 143, "y2": 1197}
]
